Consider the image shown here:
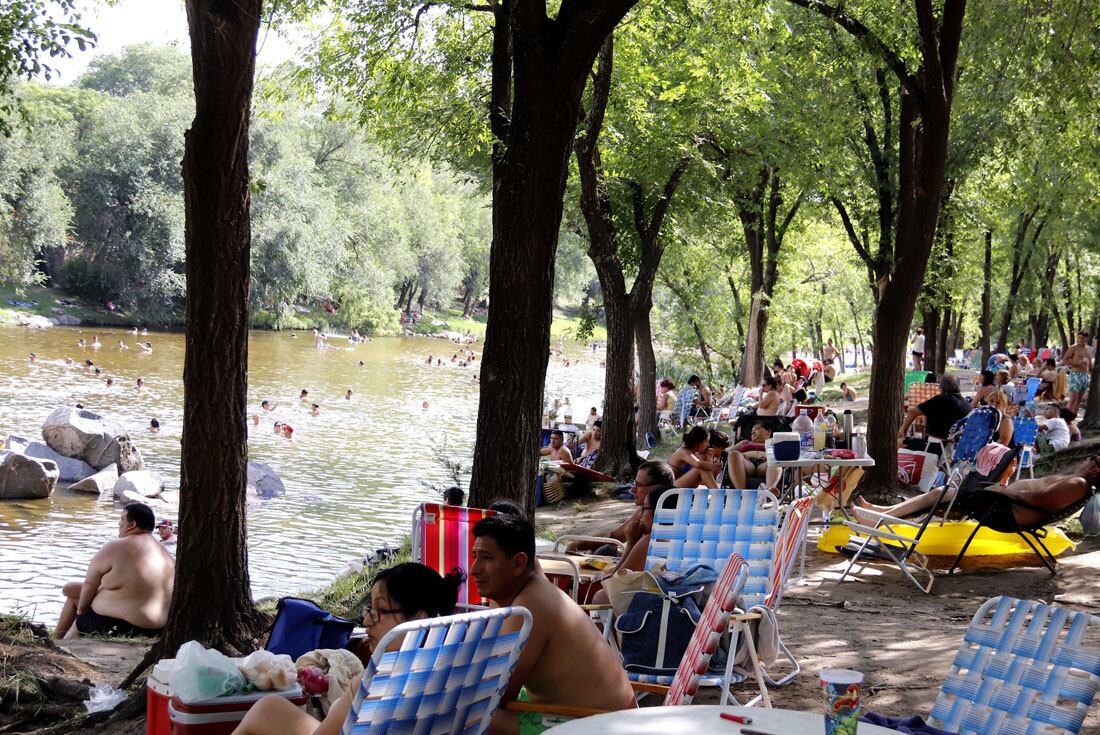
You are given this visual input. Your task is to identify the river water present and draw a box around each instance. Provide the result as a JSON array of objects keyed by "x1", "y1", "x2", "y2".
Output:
[{"x1": 0, "y1": 326, "x2": 604, "y2": 622}]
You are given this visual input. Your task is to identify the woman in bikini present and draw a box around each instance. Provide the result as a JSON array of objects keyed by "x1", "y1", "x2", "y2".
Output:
[
  {"x1": 725, "y1": 422, "x2": 782, "y2": 490},
  {"x1": 668, "y1": 426, "x2": 722, "y2": 488}
]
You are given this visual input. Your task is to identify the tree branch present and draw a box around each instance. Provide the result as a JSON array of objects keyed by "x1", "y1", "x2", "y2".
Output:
[
  {"x1": 782, "y1": 0, "x2": 922, "y2": 100},
  {"x1": 831, "y1": 196, "x2": 876, "y2": 271}
]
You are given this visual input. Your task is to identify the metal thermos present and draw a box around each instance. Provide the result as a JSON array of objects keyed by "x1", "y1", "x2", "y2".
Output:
[{"x1": 842, "y1": 410, "x2": 854, "y2": 449}]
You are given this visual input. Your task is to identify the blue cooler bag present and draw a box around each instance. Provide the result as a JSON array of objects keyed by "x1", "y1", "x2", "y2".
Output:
[
  {"x1": 266, "y1": 597, "x2": 356, "y2": 661},
  {"x1": 615, "y1": 566, "x2": 715, "y2": 676}
]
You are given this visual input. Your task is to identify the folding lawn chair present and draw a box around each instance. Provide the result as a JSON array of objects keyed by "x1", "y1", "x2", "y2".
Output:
[
  {"x1": 411, "y1": 503, "x2": 496, "y2": 607},
  {"x1": 904, "y1": 370, "x2": 932, "y2": 395},
  {"x1": 634, "y1": 487, "x2": 795, "y2": 703},
  {"x1": 837, "y1": 485, "x2": 950, "y2": 594},
  {"x1": 928, "y1": 596, "x2": 1100, "y2": 734},
  {"x1": 674, "y1": 386, "x2": 697, "y2": 427},
  {"x1": 342, "y1": 606, "x2": 532, "y2": 735},
  {"x1": 948, "y1": 465, "x2": 1097, "y2": 575},
  {"x1": 1012, "y1": 416, "x2": 1039, "y2": 481},
  {"x1": 944, "y1": 407, "x2": 1001, "y2": 498}
]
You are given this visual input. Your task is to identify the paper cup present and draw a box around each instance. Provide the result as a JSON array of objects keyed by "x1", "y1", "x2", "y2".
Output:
[{"x1": 821, "y1": 669, "x2": 863, "y2": 735}]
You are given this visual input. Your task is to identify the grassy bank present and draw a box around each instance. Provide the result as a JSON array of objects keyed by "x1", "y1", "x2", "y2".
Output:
[{"x1": 405, "y1": 306, "x2": 607, "y2": 344}]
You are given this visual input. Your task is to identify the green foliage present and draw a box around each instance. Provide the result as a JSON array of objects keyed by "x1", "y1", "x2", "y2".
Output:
[{"x1": 0, "y1": 0, "x2": 95, "y2": 133}]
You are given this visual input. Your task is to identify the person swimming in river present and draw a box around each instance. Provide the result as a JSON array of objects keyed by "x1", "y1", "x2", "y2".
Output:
[
  {"x1": 345, "y1": 389, "x2": 353, "y2": 400},
  {"x1": 299, "y1": 388, "x2": 309, "y2": 402},
  {"x1": 118, "y1": 340, "x2": 128, "y2": 350},
  {"x1": 91, "y1": 335, "x2": 101, "y2": 348},
  {"x1": 310, "y1": 403, "x2": 321, "y2": 417},
  {"x1": 136, "y1": 377, "x2": 145, "y2": 390},
  {"x1": 148, "y1": 418, "x2": 160, "y2": 434},
  {"x1": 139, "y1": 341, "x2": 153, "y2": 352},
  {"x1": 261, "y1": 400, "x2": 276, "y2": 412}
]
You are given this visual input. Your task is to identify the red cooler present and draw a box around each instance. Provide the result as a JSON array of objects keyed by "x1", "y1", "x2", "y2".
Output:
[
  {"x1": 147, "y1": 659, "x2": 175, "y2": 735},
  {"x1": 168, "y1": 686, "x2": 308, "y2": 735}
]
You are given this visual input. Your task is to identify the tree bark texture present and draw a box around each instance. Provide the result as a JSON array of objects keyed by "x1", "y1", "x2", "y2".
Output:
[
  {"x1": 737, "y1": 169, "x2": 799, "y2": 387},
  {"x1": 995, "y1": 210, "x2": 1042, "y2": 351},
  {"x1": 571, "y1": 37, "x2": 689, "y2": 479},
  {"x1": 165, "y1": 0, "x2": 264, "y2": 655},
  {"x1": 635, "y1": 299, "x2": 659, "y2": 444},
  {"x1": 980, "y1": 229, "x2": 992, "y2": 364},
  {"x1": 469, "y1": 0, "x2": 637, "y2": 512},
  {"x1": 1082, "y1": 347, "x2": 1100, "y2": 431},
  {"x1": 788, "y1": 0, "x2": 968, "y2": 497}
]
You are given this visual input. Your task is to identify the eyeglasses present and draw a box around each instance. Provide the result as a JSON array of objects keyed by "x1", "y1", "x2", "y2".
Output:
[{"x1": 363, "y1": 603, "x2": 404, "y2": 624}]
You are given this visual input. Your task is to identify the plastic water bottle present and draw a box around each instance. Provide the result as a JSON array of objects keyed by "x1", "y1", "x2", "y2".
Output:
[
  {"x1": 825, "y1": 414, "x2": 837, "y2": 449},
  {"x1": 792, "y1": 409, "x2": 813, "y2": 454},
  {"x1": 813, "y1": 412, "x2": 827, "y2": 451}
]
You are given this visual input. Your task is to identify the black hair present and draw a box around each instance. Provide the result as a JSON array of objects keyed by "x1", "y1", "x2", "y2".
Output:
[
  {"x1": 593, "y1": 420, "x2": 602, "y2": 428},
  {"x1": 1059, "y1": 407, "x2": 1077, "y2": 423},
  {"x1": 980, "y1": 370, "x2": 995, "y2": 387},
  {"x1": 683, "y1": 426, "x2": 709, "y2": 447},
  {"x1": 763, "y1": 376, "x2": 778, "y2": 389},
  {"x1": 688, "y1": 374, "x2": 701, "y2": 385},
  {"x1": 488, "y1": 498, "x2": 527, "y2": 519},
  {"x1": 123, "y1": 502, "x2": 155, "y2": 532},
  {"x1": 840, "y1": 382, "x2": 847, "y2": 388},
  {"x1": 473, "y1": 514, "x2": 536, "y2": 570},
  {"x1": 372, "y1": 562, "x2": 463, "y2": 618},
  {"x1": 150, "y1": 418, "x2": 160, "y2": 429},
  {"x1": 1045, "y1": 358, "x2": 1056, "y2": 368},
  {"x1": 550, "y1": 430, "x2": 564, "y2": 439},
  {"x1": 708, "y1": 429, "x2": 731, "y2": 449},
  {"x1": 442, "y1": 487, "x2": 465, "y2": 506},
  {"x1": 638, "y1": 460, "x2": 675, "y2": 489}
]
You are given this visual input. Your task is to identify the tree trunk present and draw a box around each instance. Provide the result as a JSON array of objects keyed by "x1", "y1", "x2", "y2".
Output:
[
  {"x1": 740, "y1": 293, "x2": 769, "y2": 387},
  {"x1": 161, "y1": 0, "x2": 264, "y2": 657},
  {"x1": 980, "y1": 229, "x2": 992, "y2": 364},
  {"x1": 921, "y1": 307, "x2": 939, "y2": 374},
  {"x1": 848, "y1": 298, "x2": 867, "y2": 368},
  {"x1": 635, "y1": 298, "x2": 658, "y2": 444},
  {"x1": 936, "y1": 304, "x2": 951, "y2": 375},
  {"x1": 995, "y1": 212, "x2": 1043, "y2": 352},
  {"x1": 1083, "y1": 350, "x2": 1100, "y2": 432},
  {"x1": 469, "y1": 0, "x2": 637, "y2": 514}
]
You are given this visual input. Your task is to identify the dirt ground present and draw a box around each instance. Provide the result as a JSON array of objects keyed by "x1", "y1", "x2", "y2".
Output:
[{"x1": 543, "y1": 496, "x2": 1100, "y2": 731}]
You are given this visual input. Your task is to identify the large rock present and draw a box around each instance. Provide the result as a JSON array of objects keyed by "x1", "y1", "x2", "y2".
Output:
[
  {"x1": 0, "y1": 452, "x2": 59, "y2": 499},
  {"x1": 70, "y1": 464, "x2": 119, "y2": 495},
  {"x1": 247, "y1": 461, "x2": 285, "y2": 499},
  {"x1": 13, "y1": 313, "x2": 52, "y2": 329},
  {"x1": 41, "y1": 407, "x2": 144, "y2": 471},
  {"x1": 51, "y1": 314, "x2": 81, "y2": 326},
  {"x1": 7, "y1": 435, "x2": 96, "y2": 482},
  {"x1": 113, "y1": 470, "x2": 163, "y2": 500}
]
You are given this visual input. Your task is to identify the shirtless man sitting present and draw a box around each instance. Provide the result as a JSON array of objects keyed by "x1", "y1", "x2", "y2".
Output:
[
  {"x1": 858, "y1": 455, "x2": 1100, "y2": 527},
  {"x1": 54, "y1": 502, "x2": 174, "y2": 639},
  {"x1": 540, "y1": 430, "x2": 573, "y2": 463},
  {"x1": 471, "y1": 515, "x2": 635, "y2": 735}
]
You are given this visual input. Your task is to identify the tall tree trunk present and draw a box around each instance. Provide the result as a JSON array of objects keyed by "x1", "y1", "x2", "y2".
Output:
[
  {"x1": 922, "y1": 307, "x2": 939, "y2": 373},
  {"x1": 468, "y1": 0, "x2": 637, "y2": 514},
  {"x1": 635, "y1": 298, "x2": 658, "y2": 444},
  {"x1": 848, "y1": 298, "x2": 867, "y2": 368},
  {"x1": 936, "y1": 304, "x2": 951, "y2": 375},
  {"x1": 571, "y1": 36, "x2": 689, "y2": 479},
  {"x1": 1083, "y1": 349, "x2": 1100, "y2": 432},
  {"x1": 163, "y1": 0, "x2": 264, "y2": 656},
  {"x1": 980, "y1": 228, "x2": 992, "y2": 364},
  {"x1": 995, "y1": 212, "x2": 1043, "y2": 351}
]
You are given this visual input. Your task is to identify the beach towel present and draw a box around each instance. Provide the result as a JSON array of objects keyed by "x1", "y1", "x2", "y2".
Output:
[
  {"x1": 729, "y1": 604, "x2": 779, "y2": 678},
  {"x1": 294, "y1": 648, "x2": 364, "y2": 713},
  {"x1": 860, "y1": 713, "x2": 952, "y2": 735}
]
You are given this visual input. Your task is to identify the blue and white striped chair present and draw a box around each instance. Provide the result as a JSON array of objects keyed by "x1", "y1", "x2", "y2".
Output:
[
  {"x1": 1013, "y1": 416, "x2": 1039, "y2": 481},
  {"x1": 930, "y1": 596, "x2": 1100, "y2": 735},
  {"x1": 342, "y1": 606, "x2": 532, "y2": 735},
  {"x1": 632, "y1": 487, "x2": 780, "y2": 706}
]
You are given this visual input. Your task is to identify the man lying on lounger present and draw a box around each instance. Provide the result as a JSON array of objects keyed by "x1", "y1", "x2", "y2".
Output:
[
  {"x1": 54, "y1": 502, "x2": 174, "y2": 639},
  {"x1": 857, "y1": 455, "x2": 1100, "y2": 527},
  {"x1": 472, "y1": 514, "x2": 636, "y2": 735}
]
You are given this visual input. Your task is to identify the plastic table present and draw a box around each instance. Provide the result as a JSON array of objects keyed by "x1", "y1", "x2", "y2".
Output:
[{"x1": 543, "y1": 705, "x2": 903, "y2": 734}]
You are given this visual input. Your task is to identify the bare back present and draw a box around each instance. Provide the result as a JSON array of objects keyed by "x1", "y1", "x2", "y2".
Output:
[
  {"x1": 90, "y1": 534, "x2": 175, "y2": 629},
  {"x1": 508, "y1": 576, "x2": 634, "y2": 711}
]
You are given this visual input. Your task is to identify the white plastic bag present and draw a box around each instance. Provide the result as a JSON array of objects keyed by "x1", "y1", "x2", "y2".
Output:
[
  {"x1": 170, "y1": 641, "x2": 246, "y2": 702},
  {"x1": 1080, "y1": 494, "x2": 1100, "y2": 536},
  {"x1": 238, "y1": 649, "x2": 297, "y2": 691},
  {"x1": 83, "y1": 683, "x2": 127, "y2": 713}
]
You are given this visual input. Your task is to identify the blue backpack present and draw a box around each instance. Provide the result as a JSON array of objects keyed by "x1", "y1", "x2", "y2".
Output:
[{"x1": 265, "y1": 597, "x2": 357, "y2": 661}]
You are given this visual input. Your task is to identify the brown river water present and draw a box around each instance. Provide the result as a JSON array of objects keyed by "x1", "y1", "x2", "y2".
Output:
[{"x1": 0, "y1": 326, "x2": 604, "y2": 623}]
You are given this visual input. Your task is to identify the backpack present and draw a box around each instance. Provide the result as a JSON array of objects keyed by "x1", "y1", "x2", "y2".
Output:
[
  {"x1": 614, "y1": 565, "x2": 717, "y2": 676},
  {"x1": 265, "y1": 597, "x2": 357, "y2": 661}
]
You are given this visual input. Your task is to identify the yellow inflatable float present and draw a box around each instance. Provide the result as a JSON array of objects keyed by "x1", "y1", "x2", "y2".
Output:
[{"x1": 818, "y1": 521, "x2": 1075, "y2": 557}]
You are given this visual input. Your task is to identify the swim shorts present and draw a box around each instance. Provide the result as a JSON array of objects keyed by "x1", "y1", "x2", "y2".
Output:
[
  {"x1": 75, "y1": 609, "x2": 162, "y2": 638},
  {"x1": 1069, "y1": 370, "x2": 1090, "y2": 393},
  {"x1": 516, "y1": 689, "x2": 573, "y2": 735}
]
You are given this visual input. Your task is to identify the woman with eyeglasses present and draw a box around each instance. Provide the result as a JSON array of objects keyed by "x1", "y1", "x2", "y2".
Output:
[{"x1": 233, "y1": 563, "x2": 464, "y2": 735}]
